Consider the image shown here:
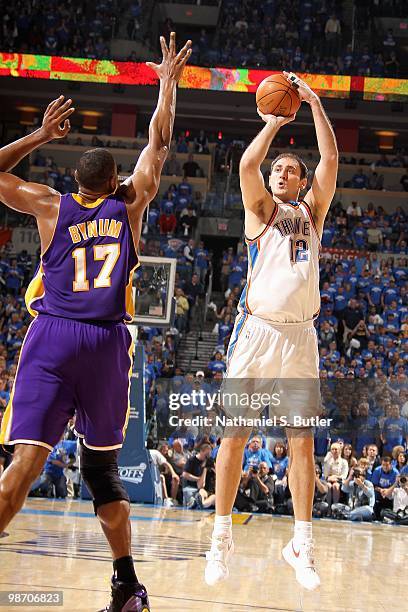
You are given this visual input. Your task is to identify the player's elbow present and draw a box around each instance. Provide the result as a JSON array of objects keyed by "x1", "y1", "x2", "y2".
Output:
[
  {"x1": 239, "y1": 156, "x2": 258, "y2": 173},
  {"x1": 328, "y1": 149, "x2": 339, "y2": 163}
]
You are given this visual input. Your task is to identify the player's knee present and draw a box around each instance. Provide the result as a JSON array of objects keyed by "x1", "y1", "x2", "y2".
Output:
[
  {"x1": 288, "y1": 430, "x2": 314, "y2": 454},
  {"x1": 80, "y1": 443, "x2": 130, "y2": 515},
  {"x1": 222, "y1": 426, "x2": 252, "y2": 447},
  {"x1": 12, "y1": 445, "x2": 48, "y2": 484}
]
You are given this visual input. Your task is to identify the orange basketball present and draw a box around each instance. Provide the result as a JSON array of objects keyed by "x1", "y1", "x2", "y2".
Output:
[{"x1": 256, "y1": 73, "x2": 301, "y2": 117}]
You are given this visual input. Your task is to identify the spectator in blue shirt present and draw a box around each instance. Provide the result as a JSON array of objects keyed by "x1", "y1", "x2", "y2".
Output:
[
  {"x1": 5, "y1": 260, "x2": 24, "y2": 296},
  {"x1": 381, "y1": 404, "x2": 408, "y2": 453},
  {"x1": 194, "y1": 241, "x2": 209, "y2": 284},
  {"x1": 371, "y1": 456, "x2": 399, "y2": 518},
  {"x1": 243, "y1": 436, "x2": 272, "y2": 472},
  {"x1": 382, "y1": 278, "x2": 399, "y2": 306},
  {"x1": 217, "y1": 316, "x2": 233, "y2": 347},
  {"x1": 322, "y1": 225, "x2": 335, "y2": 247},
  {"x1": 352, "y1": 222, "x2": 367, "y2": 249},
  {"x1": 35, "y1": 441, "x2": 73, "y2": 498},
  {"x1": 368, "y1": 276, "x2": 383, "y2": 311},
  {"x1": 333, "y1": 286, "x2": 347, "y2": 314},
  {"x1": 352, "y1": 168, "x2": 369, "y2": 189},
  {"x1": 207, "y1": 351, "x2": 226, "y2": 374},
  {"x1": 354, "y1": 402, "x2": 380, "y2": 455}
]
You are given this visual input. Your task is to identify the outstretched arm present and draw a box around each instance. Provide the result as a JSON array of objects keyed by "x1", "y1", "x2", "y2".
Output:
[
  {"x1": 0, "y1": 173, "x2": 58, "y2": 216},
  {"x1": 239, "y1": 111, "x2": 295, "y2": 220},
  {"x1": 122, "y1": 33, "x2": 192, "y2": 210},
  {"x1": 0, "y1": 95, "x2": 75, "y2": 217},
  {"x1": 285, "y1": 72, "x2": 338, "y2": 235}
]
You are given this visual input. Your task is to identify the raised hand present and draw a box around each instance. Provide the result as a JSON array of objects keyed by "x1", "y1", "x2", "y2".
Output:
[
  {"x1": 40, "y1": 96, "x2": 75, "y2": 140},
  {"x1": 283, "y1": 71, "x2": 318, "y2": 104},
  {"x1": 146, "y1": 32, "x2": 192, "y2": 83}
]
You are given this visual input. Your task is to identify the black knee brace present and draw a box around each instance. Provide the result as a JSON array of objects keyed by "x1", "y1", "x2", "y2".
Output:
[{"x1": 80, "y1": 441, "x2": 130, "y2": 514}]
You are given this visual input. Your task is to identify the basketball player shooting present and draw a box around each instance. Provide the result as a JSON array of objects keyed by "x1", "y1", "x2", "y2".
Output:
[
  {"x1": 0, "y1": 33, "x2": 191, "y2": 612},
  {"x1": 205, "y1": 72, "x2": 338, "y2": 591}
]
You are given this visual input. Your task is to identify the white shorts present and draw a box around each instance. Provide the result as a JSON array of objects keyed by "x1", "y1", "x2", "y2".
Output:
[
  {"x1": 223, "y1": 313, "x2": 321, "y2": 426},
  {"x1": 227, "y1": 313, "x2": 319, "y2": 379}
]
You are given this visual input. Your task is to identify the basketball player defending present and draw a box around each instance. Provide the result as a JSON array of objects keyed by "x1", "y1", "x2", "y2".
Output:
[
  {"x1": 0, "y1": 33, "x2": 191, "y2": 612},
  {"x1": 205, "y1": 72, "x2": 338, "y2": 590}
]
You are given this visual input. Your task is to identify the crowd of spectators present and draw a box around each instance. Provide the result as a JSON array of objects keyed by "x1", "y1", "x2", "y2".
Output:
[
  {"x1": 145, "y1": 400, "x2": 408, "y2": 523},
  {"x1": 186, "y1": 0, "x2": 405, "y2": 77},
  {"x1": 0, "y1": 0, "x2": 127, "y2": 59},
  {"x1": 1, "y1": 1, "x2": 405, "y2": 78}
]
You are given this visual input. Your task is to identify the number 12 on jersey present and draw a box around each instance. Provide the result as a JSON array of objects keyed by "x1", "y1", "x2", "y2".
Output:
[
  {"x1": 72, "y1": 243, "x2": 120, "y2": 291},
  {"x1": 289, "y1": 238, "x2": 309, "y2": 263}
]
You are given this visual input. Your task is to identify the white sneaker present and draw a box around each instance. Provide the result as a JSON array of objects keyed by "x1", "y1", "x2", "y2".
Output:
[
  {"x1": 205, "y1": 533, "x2": 234, "y2": 586},
  {"x1": 163, "y1": 498, "x2": 174, "y2": 508},
  {"x1": 282, "y1": 538, "x2": 321, "y2": 591}
]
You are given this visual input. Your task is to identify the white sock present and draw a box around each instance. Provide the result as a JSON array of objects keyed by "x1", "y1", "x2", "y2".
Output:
[
  {"x1": 293, "y1": 520, "x2": 312, "y2": 546},
  {"x1": 213, "y1": 514, "x2": 232, "y2": 537}
]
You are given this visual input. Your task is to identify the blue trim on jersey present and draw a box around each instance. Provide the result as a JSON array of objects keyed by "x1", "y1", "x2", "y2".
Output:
[
  {"x1": 239, "y1": 241, "x2": 260, "y2": 314},
  {"x1": 239, "y1": 284, "x2": 247, "y2": 310},
  {"x1": 248, "y1": 241, "x2": 260, "y2": 267},
  {"x1": 227, "y1": 314, "x2": 246, "y2": 365}
]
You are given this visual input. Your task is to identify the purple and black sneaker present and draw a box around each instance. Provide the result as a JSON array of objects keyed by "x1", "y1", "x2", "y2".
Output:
[{"x1": 100, "y1": 578, "x2": 150, "y2": 612}]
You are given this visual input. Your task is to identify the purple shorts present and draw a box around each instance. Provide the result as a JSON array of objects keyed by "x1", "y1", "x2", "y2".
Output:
[{"x1": 0, "y1": 314, "x2": 133, "y2": 451}]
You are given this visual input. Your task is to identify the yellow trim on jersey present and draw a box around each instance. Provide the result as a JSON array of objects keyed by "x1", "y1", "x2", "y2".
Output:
[
  {"x1": 125, "y1": 261, "x2": 140, "y2": 322},
  {"x1": 0, "y1": 387, "x2": 14, "y2": 444},
  {"x1": 122, "y1": 339, "x2": 135, "y2": 440},
  {"x1": 25, "y1": 262, "x2": 45, "y2": 317},
  {"x1": 0, "y1": 320, "x2": 36, "y2": 446},
  {"x1": 71, "y1": 193, "x2": 111, "y2": 209},
  {"x1": 1, "y1": 439, "x2": 53, "y2": 452}
]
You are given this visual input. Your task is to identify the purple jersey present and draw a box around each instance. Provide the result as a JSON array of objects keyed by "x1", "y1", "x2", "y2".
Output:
[{"x1": 26, "y1": 193, "x2": 138, "y2": 322}]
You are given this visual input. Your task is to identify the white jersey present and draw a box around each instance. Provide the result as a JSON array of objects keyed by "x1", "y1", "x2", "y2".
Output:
[{"x1": 239, "y1": 200, "x2": 320, "y2": 324}]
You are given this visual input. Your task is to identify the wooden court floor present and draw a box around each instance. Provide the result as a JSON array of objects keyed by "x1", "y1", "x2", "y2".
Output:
[{"x1": 0, "y1": 498, "x2": 405, "y2": 612}]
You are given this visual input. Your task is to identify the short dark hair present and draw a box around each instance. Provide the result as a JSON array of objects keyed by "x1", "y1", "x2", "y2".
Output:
[
  {"x1": 381, "y1": 456, "x2": 392, "y2": 463},
  {"x1": 76, "y1": 148, "x2": 116, "y2": 190},
  {"x1": 270, "y1": 153, "x2": 308, "y2": 180},
  {"x1": 198, "y1": 443, "x2": 212, "y2": 453}
]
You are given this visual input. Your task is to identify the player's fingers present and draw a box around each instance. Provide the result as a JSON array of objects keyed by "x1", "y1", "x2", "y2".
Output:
[
  {"x1": 257, "y1": 108, "x2": 268, "y2": 119},
  {"x1": 56, "y1": 107, "x2": 75, "y2": 123},
  {"x1": 146, "y1": 61, "x2": 159, "y2": 70},
  {"x1": 59, "y1": 119, "x2": 71, "y2": 134},
  {"x1": 176, "y1": 40, "x2": 192, "y2": 63},
  {"x1": 287, "y1": 72, "x2": 301, "y2": 89},
  {"x1": 160, "y1": 36, "x2": 169, "y2": 58},
  {"x1": 44, "y1": 95, "x2": 64, "y2": 117},
  {"x1": 177, "y1": 47, "x2": 192, "y2": 67},
  {"x1": 169, "y1": 31, "x2": 176, "y2": 55},
  {"x1": 53, "y1": 98, "x2": 73, "y2": 116}
]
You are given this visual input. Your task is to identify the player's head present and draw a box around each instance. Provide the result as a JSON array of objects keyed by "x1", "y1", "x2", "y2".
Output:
[
  {"x1": 269, "y1": 153, "x2": 308, "y2": 201},
  {"x1": 75, "y1": 148, "x2": 117, "y2": 193}
]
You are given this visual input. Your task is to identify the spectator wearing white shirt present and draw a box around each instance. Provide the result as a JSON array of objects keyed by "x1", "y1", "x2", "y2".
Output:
[
  {"x1": 381, "y1": 474, "x2": 408, "y2": 524},
  {"x1": 346, "y1": 201, "x2": 362, "y2": 228},
  {"x1": 147, "y1": 440, "x2": 180, "y2": 507},
  {"x1": 324, "y1": 442, "x2": 349, "y2": 508}
]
